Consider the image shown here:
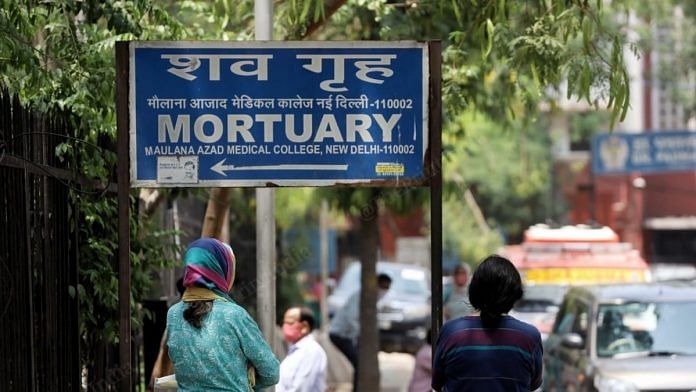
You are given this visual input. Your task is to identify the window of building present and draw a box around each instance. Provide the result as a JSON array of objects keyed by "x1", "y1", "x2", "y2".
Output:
[
  {"x1": 651, "y1": 230, "x2": 696, "y2": 264},
  {"x1": 569, "y1": 112, "x2": 610, "y2": 152}
]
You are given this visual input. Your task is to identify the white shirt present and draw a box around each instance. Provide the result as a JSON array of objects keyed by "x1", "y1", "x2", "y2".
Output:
[
  {"x1": 277, "y1": 333, "x2": 327, "y2": 392},
  {"x1": 329, "y1": 289, "x2": 389, "y2": 343}
]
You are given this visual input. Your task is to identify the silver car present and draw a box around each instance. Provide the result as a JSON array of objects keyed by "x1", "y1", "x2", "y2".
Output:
[
  {"x1": 510, "y1": 284, "x2": 568, "y2": 341},
  {"x1": 544, "y1": 282, "x2": 696, "y2": 391},
  {"x1": 328, "y1": 261, "x2": 431, "y2": 353}
]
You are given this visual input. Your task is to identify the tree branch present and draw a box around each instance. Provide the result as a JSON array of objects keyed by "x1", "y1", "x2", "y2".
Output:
[
  {"x1": 299, "y1": 0, "x2": 348, "y2": 39},
  {"x1": 201, "y1": 187, "x2": 232, "y2": 240},
  {"x1": 139, "y1": 188, "x2": 166, "y2": 221}
]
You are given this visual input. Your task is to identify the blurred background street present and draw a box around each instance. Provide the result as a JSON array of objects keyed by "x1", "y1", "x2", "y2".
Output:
[{"x1": 1, "y1": 0, "x2": 694, "y2": 391}]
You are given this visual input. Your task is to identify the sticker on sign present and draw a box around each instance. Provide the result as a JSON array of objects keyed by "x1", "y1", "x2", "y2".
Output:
[{"x1": 156, "y1": 156, "x2": 198, "y2": 184}]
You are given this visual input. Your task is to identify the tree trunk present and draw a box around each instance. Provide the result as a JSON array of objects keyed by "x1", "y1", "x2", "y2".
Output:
[
  {"x1": 357, "y1": 189, "x2": 380, "y2": 392},
  {"x1": 138, "y1": 189, "x2": 166, "y2": 222},
  {"x1": 201, "y1": 188, "x2": 231, "y2": 241}
]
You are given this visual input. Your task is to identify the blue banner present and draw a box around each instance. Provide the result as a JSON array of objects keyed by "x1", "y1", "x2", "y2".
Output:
[
  {"x1": 129, "y1": 41, "x2": 429, "y2": 187},
  {"x1": 592, "y1": 131, "x2": 696, "y2": 175}
]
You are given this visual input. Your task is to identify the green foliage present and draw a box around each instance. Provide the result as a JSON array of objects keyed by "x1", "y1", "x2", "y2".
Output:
[
  {"x1": 444, "y1": 110, "x2": 552, "y2": 241},
  {"x1": 321, "y1": 0, "x2": 633, "y2": 128},
  {"x1": 0, "y1": 0, "x2": 642, "y2": 369},
  {"x1": 313, "y1": 186, "x2": 429, "y2": 224},
  {"x1": 443, "y1": 194, "x2": 502, "y2": 265},
  {"x1": 630, "y1": 0, "x2": 695, "y2": 124},
  {"x1": 168, "y1": 0, "x2": 255, "y2": 39},
  {"x1": 569, "y1": 110, "x2": 610, "y2": 145},
  {"x1": 0, "y1": 0, "x2": 254, "y2": 369},
  {"x1": 275, "y1": 188, "x2": 317, "y2": 228},
  {"x1": 276, "y1": 0, "x2": 326, "y2": 39},
  {"x1": 310, "y1": 0, "x2": 632, "y2": 253}
]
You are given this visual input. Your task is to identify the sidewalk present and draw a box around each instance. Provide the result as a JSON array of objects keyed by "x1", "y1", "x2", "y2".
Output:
[
  {"x1": 378, "y1": 351, "x2": 415, "y2": 392},
  {"x1": 317, "y1": 332, "x2": 416, "y2": 392}
]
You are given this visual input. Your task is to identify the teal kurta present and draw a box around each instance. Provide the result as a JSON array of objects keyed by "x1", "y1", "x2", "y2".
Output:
[{"x1": 167, "y1": 300, "x2": 279, "y2": 391}]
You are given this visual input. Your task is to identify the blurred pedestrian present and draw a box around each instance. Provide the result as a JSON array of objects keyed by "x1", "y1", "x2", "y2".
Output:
[
  {"x1": 278, "y1": 306, "x2": 327, "y2": 392},
  {"x1": 329, "y1": 272, "x2": 392, "y2": 391},
  {"x1": 407, "y1": 329, "x2": 432, "y2": 392},
  {"x1": 166, "y1": 238, "x2": 279, "y2": 391},
  {"x1": 433, "y1": 255, "x2": 543, "y2": 391},
  {"x1": 443, "y1": 264, "x2": 474, "y2": 321}
]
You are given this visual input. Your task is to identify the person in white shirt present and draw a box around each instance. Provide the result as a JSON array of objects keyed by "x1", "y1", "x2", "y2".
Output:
[{"x1": 278, "y1": 307, "x2": 327, "y2": 392}]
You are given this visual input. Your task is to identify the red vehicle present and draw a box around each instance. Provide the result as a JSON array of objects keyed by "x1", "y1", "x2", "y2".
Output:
[
  {"x1": 503, "y1": 224, "x2": 650, "y2": 285},
  {"x1": 502, "y1": 224, "x2": 651, "y2": 339}
]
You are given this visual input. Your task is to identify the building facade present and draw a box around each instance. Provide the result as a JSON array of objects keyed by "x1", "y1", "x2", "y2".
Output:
[{"x1": 552, "y1": 6, "x2": 696, "y2": 270}]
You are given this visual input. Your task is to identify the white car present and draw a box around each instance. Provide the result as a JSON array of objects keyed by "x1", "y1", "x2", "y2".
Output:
[{"x1": 328, "y1": 261, "x2": 431, "y2": 353}]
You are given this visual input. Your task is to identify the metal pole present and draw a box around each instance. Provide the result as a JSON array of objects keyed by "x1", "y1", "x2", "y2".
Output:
[
  {"x1": 171, "y1": 199, "x2": 181, "y2": 301},
  {"x1": 428, "y1": 41, "x2": 443, "y2": 345},
  {"x1": 22, "y1": 117, "x2": 36, "y2": 392},
  {"x1": 256, "y1": 189, "x2": 277, "y2": 353},
  {"x1": 254, "y1": 0, "x2": 277, "y2": 358},
  {"x1": 319, "y1": 200, "x2": 329, "y2": 331},
  {"x1": 115, "y1": 41, "x2": 132, "y2": 392},
  {"x1": 255, "y1": 0, "x2": 273, "y2": 39}
]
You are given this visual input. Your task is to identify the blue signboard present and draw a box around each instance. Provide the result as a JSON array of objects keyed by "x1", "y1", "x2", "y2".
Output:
[
  {"x1": 592, "y1": 131, "x2": 696, "y2": 175},
  {"x1": 129, "y1": 41, "x2": 429, "y2": 187}
]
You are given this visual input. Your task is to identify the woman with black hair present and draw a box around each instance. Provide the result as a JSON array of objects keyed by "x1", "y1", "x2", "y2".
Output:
[
  {"x1": 166, "y1": 238, "x2": 279, "y2": 391},
  {"x1": 432, "y1": 255, "x2": 543, "y2": 392}
]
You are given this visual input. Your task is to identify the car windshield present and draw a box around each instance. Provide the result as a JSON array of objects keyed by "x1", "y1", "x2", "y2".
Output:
[
  {"x1": 386, "y1": 267, "x2": 430, "y2": 295},
  {"x1": 514, "y1": 285, "x2": 568, "y2": 313},
  {"x1": 596, "y1": 301, "x2": 696, "y2": 357},
  {"x1": 333, "y1": 263, "x2": 430, "y2": 296}
]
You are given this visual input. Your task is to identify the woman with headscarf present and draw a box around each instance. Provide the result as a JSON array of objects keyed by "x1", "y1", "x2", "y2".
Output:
[{"x1": 166, "y1": 238, "x2": 279, "y2": 391}]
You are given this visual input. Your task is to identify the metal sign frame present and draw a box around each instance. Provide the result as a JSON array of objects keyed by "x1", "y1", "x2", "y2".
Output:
[
  {"x1": 128, "y1": 41, "x2": 431, "y2": 188},
  {"x1": 115, "y1": 41, "x2": 442, "y2": 392}
]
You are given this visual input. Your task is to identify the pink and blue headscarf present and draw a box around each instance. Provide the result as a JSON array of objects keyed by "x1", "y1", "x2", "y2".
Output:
[{"x1": 182, "y1": 238, "x2": 236, "y2": 301}]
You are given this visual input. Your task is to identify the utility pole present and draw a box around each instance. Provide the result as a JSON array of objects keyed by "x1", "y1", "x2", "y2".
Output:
[
  {"x1": 319, "y1": 200, "x2": 329, "y2": 331},
  {"x1": 255, "y1": 0, "x2": 278, "y2": 363}
]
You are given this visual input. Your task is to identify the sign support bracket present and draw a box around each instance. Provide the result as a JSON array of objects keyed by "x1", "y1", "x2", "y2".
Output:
[
  {"x1": 428, "y1": 41, "x2": 443, "y2": 347},
  {"x1": 116, "y1": 41, "x2": 132, "y2": 392}
]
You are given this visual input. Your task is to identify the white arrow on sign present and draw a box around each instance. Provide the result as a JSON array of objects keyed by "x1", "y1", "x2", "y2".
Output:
[{"x1": 211, "y1": 159, "x2": 349, "y2": 176}]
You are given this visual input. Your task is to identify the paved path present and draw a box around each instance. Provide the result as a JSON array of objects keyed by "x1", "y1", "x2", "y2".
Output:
[
  {"x1": 326, "y1": 351, "x2": 415, "y2": 392},
  {"x1": 379, "y1": 351, "x2": 416, "y2": 392},
  {"x1": 317, "y1": 332, "x2": 417, "y2": 392}
]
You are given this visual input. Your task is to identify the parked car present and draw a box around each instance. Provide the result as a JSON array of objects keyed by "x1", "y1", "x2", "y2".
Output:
[
  {"x1": 510, "y1": 284, "x2": 568, "y2": 341},
  {"x1": 544, "y1": 282, "x2": 696, "y2": 391},
  {"x1": 328, "y1": 261, "x2": 431, "y2": 353}
]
